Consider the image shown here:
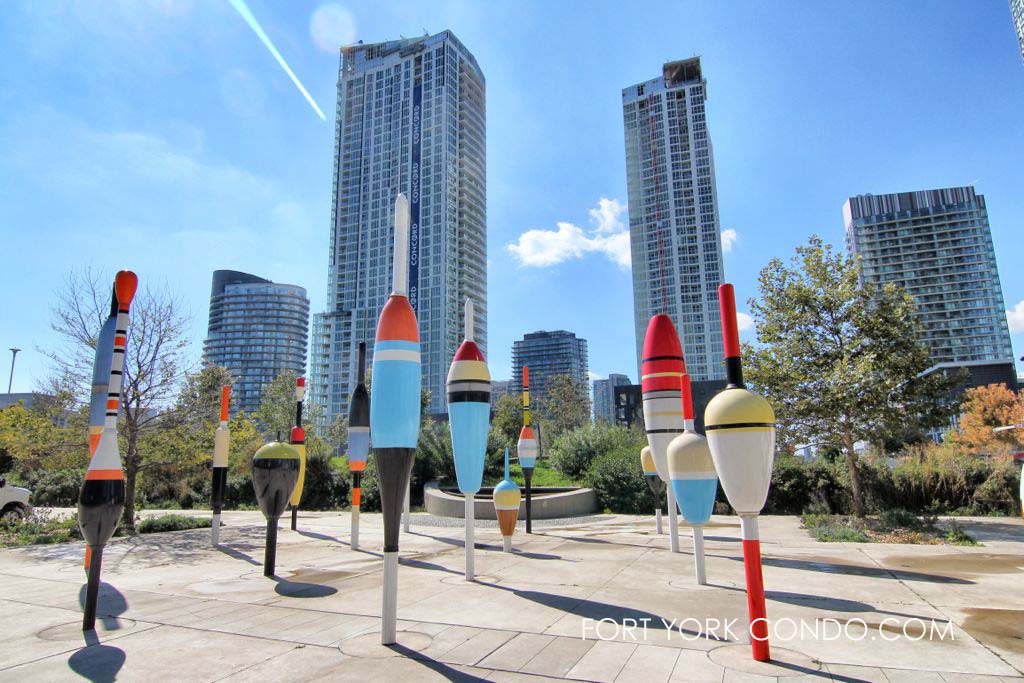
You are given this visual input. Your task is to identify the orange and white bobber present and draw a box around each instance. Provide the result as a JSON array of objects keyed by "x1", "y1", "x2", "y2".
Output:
[
  {"x1": 705, "y1": 283, "x2": 775, "y2": 662},
  {"x1": 641, "y1": 314, "x2": 686, "y2": 553},
  {"x1": 211, "y1": 385, "x2": 231, "y2": 546}
]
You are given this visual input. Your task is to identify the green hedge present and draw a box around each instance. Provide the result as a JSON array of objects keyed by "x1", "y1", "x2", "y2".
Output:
[
  {"x1": 137, "y1": 514, "x2": 212, "y2": 534},
  {"x1": 549, "y1": 423, "x2": 646, "y2": 480},
  {"x1": 584, "y1": 446, "x2": 652, "y2": 514}
]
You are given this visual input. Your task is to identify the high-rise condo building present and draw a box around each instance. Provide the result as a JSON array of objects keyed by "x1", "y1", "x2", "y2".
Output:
[
  {"x1": 1011, "y1": 0, "x2": 1024, "y2": 63},
  {"x1": 310, "y1": 31, "x2": 486, "y2": 423},
  {"x1": 844, "y1": 187, "x2": 1015, "y2": 373},
  {"x1": 512, "y1": 331, "x2": 589, "y2": 411},
  {"x1": 622, "y1": 57, "x2": 726, "y2": 383},
  {"x1": 592, "y1": 373, "x2": 631, "y2": 423},
  {"x1": 203, "y1": 270, "x2": 309, "y2": 415}
]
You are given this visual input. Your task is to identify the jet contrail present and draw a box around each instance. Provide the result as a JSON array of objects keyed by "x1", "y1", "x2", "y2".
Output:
[{"x1": 228, "y1": 0, "x2": 326, "y2": 120}]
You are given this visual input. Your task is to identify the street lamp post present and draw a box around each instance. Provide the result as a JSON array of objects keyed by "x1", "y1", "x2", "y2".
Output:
[{"x1": 7, "y1": 348, "x2": 20, "y2": 394}]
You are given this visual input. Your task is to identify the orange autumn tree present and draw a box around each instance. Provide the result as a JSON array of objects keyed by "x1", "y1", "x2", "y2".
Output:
[{"x1": 946, "y1": 384, "x2": 1024, "y2": 455}]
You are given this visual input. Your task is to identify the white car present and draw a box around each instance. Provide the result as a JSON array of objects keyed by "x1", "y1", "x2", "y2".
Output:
[{"x1": 0, "y1": 477, "x2": 32, "y2": 521}]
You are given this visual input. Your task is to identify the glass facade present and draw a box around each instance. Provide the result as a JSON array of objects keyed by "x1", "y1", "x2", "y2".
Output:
[
  {"x1": 592, "y1": 373, "x2": 631, "y2": 423},
  {"x1": 203, "y1": 270, "x2": 309, "y2": 415},
  {"x1": 844, "y1": 186, "x2": 1014, "y2": 365},
  {"x1": 1012, "y1": 0, "x2": 1024, "y2": 63},
  {"x1": 310, "y1": 31, "x2": 487, "y2": 423},
  {"x1": 511, "y1": 331, "x2": 589, "y2": 410},
  {"x1": 622, "y1": 57, "x2": 726, "y2": 382}
]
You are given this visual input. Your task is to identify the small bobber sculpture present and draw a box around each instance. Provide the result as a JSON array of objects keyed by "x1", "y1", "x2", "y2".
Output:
[
  {"x1": 289, "y1": 377, "x2": 307, "y2": 531},
  {"x1": 447, "y1": 298, "x2": 491, "y2": 580},
  {"x1": 667, "y1": 374, "x2": 719, "y2": 585},
  {"x1": 369, "y1": 193, "x2": 422, "y2": 645},
  {"x1": 641, "y1": 314, "x2": 686, "y2": 553},
  {"x1": 517, "y1": 365, "x2": 539, "y2": 533},
  {"x1": 640, "y1": 446, "x2": 665, "y2": 534},
  {"x1": 252, "y1": 442, "x2": 301, "y2": 577},
  {"x1": 211, "y1": 385, "x2": 231, "y2": 546},
  {"x1": 347, "y1": 342, "x2": 370, "y2": 551},
  {"x1": 493, "y1": 448, "x2": 521, "y2": 552},
  {"x1": 78, "y1": 270, "x2": 137, "y2": 631},
  {"x1": 705, "y1": 283, "x2": 776, "y2": 662}
]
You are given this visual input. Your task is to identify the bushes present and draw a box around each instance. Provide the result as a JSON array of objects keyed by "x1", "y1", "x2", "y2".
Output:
[
  {"x1": 137, "y1": 514, "x2": 212, "y2": 534},
  {"x1": 16, "y1": 469, "x2": 83, "y2": 507},
  {"x1": 549, "y1": 423, "x2": 646, "y2": 480},
  {"x1": 584, "y1": 446, "x2": 651, "y2": 514},
  {"x1": 299, "y1": 454, "x2": 350, "y2": 510}
]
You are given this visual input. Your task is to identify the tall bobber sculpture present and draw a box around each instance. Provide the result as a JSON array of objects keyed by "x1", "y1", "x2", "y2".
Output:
[
  {"x1": 252, "y1": 441, "x2": 301, "y2": 577},
  {"x1": 289, "y1": 377, "x2": 307, "y2": 531},
  {"x1": 84, "y1": 284, "x2": 117, "y2": 573},
  {"x1": 447, "y1": 298, "x2": 490, "y2": 580},
  {"x1": 705, "y1": 283, "x2": 776, "y2": 662},
  {"x1": 79, "y1": 270, "x2": 137, "y2": 631},
  {"x1": 641, "y1": 314, "x2": 686, "y2": 553},
  {"x1": 667, "y1": 373, "x2": 719, "y2": 585},
  {"x1": 370, "y1": 193, "x2": 421, "y2": 645},
  {"x1": 211, "y1": 385, "x2": 231, "y2": 546},
  {"x1": 493, "y1": 448, "x2": 521, "y2": 552},
  {"x1": 640, "y1": 446, "x2": 665, "y2": 534},
  {"x1": 517, "y1": 365, "x2": 539, "y2": 533},
  {"x1": 347, "y1": 342, "x2": 370, "y2": 551}
]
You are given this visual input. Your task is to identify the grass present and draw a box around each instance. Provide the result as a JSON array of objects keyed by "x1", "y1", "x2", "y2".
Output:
[
  {"x1": 137, "y1": 514, "x2": 213, "y2": 534},
  {"x1": 801, "y1": 510, "x2": 979, "y2": 546},
  {"x1": 0, "y1": 511, "x2": 213, "y2": 548}
]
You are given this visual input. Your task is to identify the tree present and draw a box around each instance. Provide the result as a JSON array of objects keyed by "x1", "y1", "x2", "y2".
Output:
[
  {"x1": 491, "y1": 393, "x2": 522, "y2": 446},
  {"x1": 537, "y1": 373, "x2": 591, "y2": 438},
  {"x1": 745, "y1": 236, "x2": 960, "y2": 517},
  {"x1": 43, "y1": 267, "x2": 193, "y2": 530},
  {"x1": 946, "y1": 384, "x2": 1023, "y2": 455},
  {"x1": 0, "y1": 393, "x2": 87, "y2": 474}
]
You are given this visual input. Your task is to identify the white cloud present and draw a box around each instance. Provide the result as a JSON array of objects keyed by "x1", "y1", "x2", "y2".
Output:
[
  {"x1": 736, "y1": 312, "x2": 755, "y2": 332},
  {"x1": 721, "y1": 228, "x2": 738, "y2": 253},
  {"x1": 310, "y1": 3, "x2": 356, "y2": 53},
  {"x1": 1007, "y1": 300, "x2": 1024, "y2": 333},
  {"x1": 506, "y1": 197, "x2": 631, "y2": 269}
]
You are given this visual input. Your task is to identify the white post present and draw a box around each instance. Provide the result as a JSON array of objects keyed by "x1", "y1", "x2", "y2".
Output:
[
  {"x1": 351, "y1": 507, "x2": 360, "y2": 551},
  {"x1": 465, "y1": 494, "x2": 475, "y2": 581},
  {"x1": 503, "y1": 536, "x2": 512, "y2": 553},
  {"x1": 403, "y1": 480, "x2": 411, "y2": 533},
  {"x1": 666, "y1": 486, "x2": 680, "y2": 553},
  {"x1": 381, "y1": 551, "x2": 398, "y2": 644},
  {"x1": 693, "y1": 526, "x2": 707, "y2": 585},
  {"x1": 392, "y1": 194, "x2": 410, "y2": 296},
  {"x1": 655, "y1": 507, "x2": 663, "y2": 535},
  {"x1": 211, "y1": 513, "x2": 221, "y2": 546}
]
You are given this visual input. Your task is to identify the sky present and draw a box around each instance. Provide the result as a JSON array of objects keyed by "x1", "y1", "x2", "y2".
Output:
[{"x1": 2, "y1": 0, "x2": 1023, "y2": 395}]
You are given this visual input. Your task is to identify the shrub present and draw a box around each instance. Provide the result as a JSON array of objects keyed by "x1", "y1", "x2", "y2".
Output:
[
  {"x1": 943, "y1": 520, "x2": 978, "y2": 546},
  {"x1": 16, "y1": 469, "x2": 83, "y2": 507},
  {"x1": 137, "y1": 514, "x2": 212, "y2": 534},
  {"x1": 549, "y1": 423, "x2": 645, "y2": 480},
  {"x1": 584, "y1": 446, "x2": 650, "y2": 514},
  {"x1": 300, "y1": 454, "x2": 350, "y2": 510}
]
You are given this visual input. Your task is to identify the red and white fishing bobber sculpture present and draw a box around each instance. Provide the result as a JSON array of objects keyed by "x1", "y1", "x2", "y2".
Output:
[{"x1": 705, "y1": 283, "x2": 776, "y2": 662}]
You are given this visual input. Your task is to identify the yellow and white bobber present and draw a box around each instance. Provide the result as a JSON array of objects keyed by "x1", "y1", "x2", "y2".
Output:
[
  {"x1": 639, "y1": 446, "x2": 664, "y2": 534},
  {"x1": 705, "y1": 283, "x2": 775, "y2": 662}
]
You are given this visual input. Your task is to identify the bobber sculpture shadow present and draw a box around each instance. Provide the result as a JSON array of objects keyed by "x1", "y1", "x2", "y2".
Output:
[
  {"x1": 641, "y1": 314, "x2": 686, "y2": 553},
  {"x1": 252, "y1": 441, "x2": 301, "y2": 577},
  {"x1": 667, "y1": 373, "x2": 718, "y2": 585},
  {"x1": 79, "y1": 270, "x2": 137, "y2": 631},
  {"x1": 517, "y1": 366, "x2": 539, "y2": 534},
  {"x1": 640, "y1": 446, "x2": 665, "y2": 534},
  {"x1": 493, "y1": 448, "x2": 522, "y2": 552},
  {"x1": 705, "y1": 283, "x2": 776, "y2": 662},
  {"x1": 211, "y1": 385, "x2": 231, "y2": 546},
  {"x1": 447, "y1": 298, "x2": 490, "y2": 580},
  {"x1": 370, "y1": 193, "x2": 421, "y2": 645},
  {"x1": 289, "y1": 377, "x2": 307, "y2": 531},
  {"x1": 347, "y1": 342, "x2": 370, "y2": 551}
]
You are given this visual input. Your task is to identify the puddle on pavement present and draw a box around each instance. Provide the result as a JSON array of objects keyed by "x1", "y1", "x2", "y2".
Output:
[
  {"x1": 961, "y1": 608, "x2": 1024, "y2": 655},
  {"x1": 881, "y1": 553, "x2": 1024, "y2": 576}
]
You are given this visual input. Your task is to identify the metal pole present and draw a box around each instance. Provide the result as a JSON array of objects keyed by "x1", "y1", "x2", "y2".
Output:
[
  {"x1": 524, "y1": 469, "x2": 533, "y2": 534},
  {"x1": 264, "y1": 519, "x2": 278, "y2": 577},
  {"x1": 7, "y1": 348, "x2": 19, "y2": 394},
  {"x1": 465, "y1": 493, "x2": 475, "y2": 581},
  {"x1": 82, "y1": 545, "x2": 103, "y2": 631}
]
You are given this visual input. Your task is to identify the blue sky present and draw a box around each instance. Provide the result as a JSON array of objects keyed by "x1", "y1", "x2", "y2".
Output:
[{"x1": 2, "y1": 0, "x2": 1023, "y2": 394}]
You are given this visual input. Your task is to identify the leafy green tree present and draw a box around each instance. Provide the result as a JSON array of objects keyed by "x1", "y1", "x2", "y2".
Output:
[
  {"x1": 537, "y1": 373, "x2": 591, "y2": 438},
  {"x1": 491, "y1": 393, "x2": 522, "y2": 445},
  {"x1": 745, "y1": 235, "x2": 959, "y2": 517}
]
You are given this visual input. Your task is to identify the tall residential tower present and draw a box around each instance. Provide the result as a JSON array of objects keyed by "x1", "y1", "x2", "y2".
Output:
[
  {"x1": 511, "y1": 330, "x2": 589, "y2": 411},
  {"x1": 311, "y1": 31, "x2": 486, "y2": 422},
  {"x1": 622, "y1": 58, "x2": 725, "y2": 382}
]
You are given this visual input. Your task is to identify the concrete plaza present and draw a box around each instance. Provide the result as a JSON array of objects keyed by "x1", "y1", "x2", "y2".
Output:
[{"x1": 1, "y1": 510, "x2": 1022, "y2": 681}]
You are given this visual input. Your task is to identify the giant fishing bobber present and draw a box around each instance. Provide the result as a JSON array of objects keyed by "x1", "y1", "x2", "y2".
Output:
[
  {"x1": 289, "y1": 377, "x2": 307, "y2": 531},
  {"x1": 517, "y1": 365, "x2": 539, "y2": 533},
  {"x1": 370, "y1": 192, "x2": 421, "y2": 645},
  {"x1": 446, "y1": 297, "x2": 490, "y2": 580},
  {"x1": 211, "y1": 385, "x2": 231, "y2": 546},
  {"x1": 78, "y1": 270, "x2": 137, "y2": 631},
  {"x1": 347, "y1": 342, "x2": 370, "y2": 551},
  {"x1": 252, "y1": 441, "x2": 301, "y2": 577},
  {"x1": 667, "y1": 373, "x2": 719, "y2": 585},
  {"x1": 705, "y1": 283, "x2": 775, "y2": 662},
  {"x1": 493, "y1": 448, "x2": 521, "y2": 552},
  {"x1": 640, "y1": 446, "x2": 665, "y2": 534},
  {"x1": 641, "y1": 314, "x2": 686, "y2": 553}
]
